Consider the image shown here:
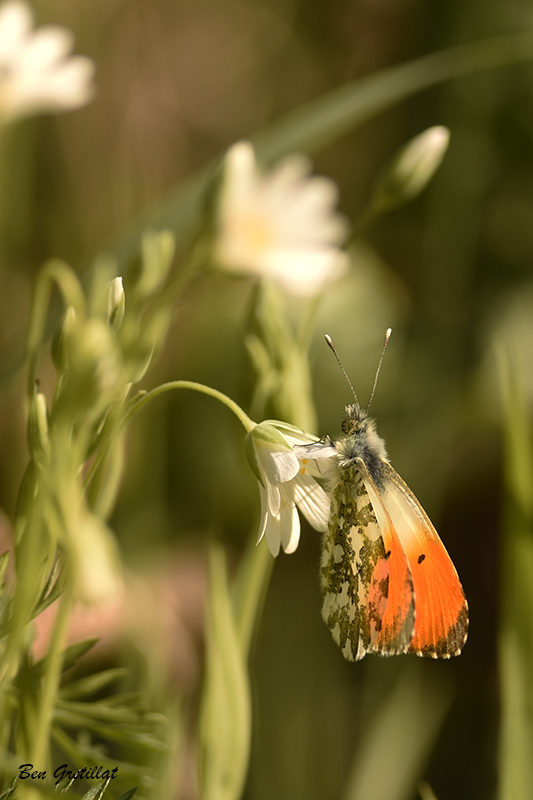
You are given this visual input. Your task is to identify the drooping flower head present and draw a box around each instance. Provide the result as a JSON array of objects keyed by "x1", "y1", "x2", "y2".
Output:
[
  {"x1": 246, "y1": 420, "x2": 331, "y2": 556},
  {"x1": 0, "y1": 1, "x2": 95, "y2": 124},
  {"x1": 214, "y1": 141, "x2": 349, "y2": 297}
]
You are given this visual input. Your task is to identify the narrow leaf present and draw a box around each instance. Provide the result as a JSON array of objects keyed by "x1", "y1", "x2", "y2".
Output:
[{"x1": 199, "y1": 544, "x2": 251, "y2": 800}]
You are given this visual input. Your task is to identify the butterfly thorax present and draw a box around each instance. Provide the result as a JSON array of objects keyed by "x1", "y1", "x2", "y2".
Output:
[{"x1": 335, "y1": 403, "x2": 388, "y2": 486}]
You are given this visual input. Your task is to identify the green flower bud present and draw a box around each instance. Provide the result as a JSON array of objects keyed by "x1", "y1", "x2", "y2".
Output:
[
  {"x1": 107, "y1": 276, "x2": 125, "y2": 330},
  {"x1": 372, "y1": 126, "x2": 450, "y2": 212},
  {"x1": 27, "y1": 388, "x2": 50, "y2": 468},
  {"x1": 57, "y1": 318, "x2": 122, "y2": 420},
  {"x1": 136, "y1": 230, "x2": 175, "y2": 298}
]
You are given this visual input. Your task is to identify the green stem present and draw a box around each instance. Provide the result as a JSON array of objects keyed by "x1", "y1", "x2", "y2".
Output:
[
  {"x1": 123, "y1": 380, "x2": 256, "y2": 433},
  {"x1": 232, "y1": 535, "x2": 274, "y2": 656},
  {"x1": 297, "y1": 294, "x2": 322, "y2": 353},
  {"x1": 31, "y1": 589, "x2": 72, "y2": 769}
]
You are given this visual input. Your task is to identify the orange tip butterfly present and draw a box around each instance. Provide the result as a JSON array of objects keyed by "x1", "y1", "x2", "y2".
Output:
[{"x1": 305, "y1": 331, "x2": 468, "y2": 660}]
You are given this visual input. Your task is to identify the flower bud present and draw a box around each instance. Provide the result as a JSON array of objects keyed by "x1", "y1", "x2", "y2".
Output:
[
  {"x1": 27, "y1": 388, "x2": 50, "y2": 468},
  {"x1": 70, "y1": 512, "x2": 123, "y2": 604},
  {"x1": 136, "y1": 230, "x2": 175, "y2": 298},
  {"x1": 57, "y1": 318, "x2": 122, "y2": 420},
  {"x1": 372, "y1": 126, "x2": 450, "y2": 212},
  {"x1": 107, "y1": 276, "x2": 125, "y2": 330}
]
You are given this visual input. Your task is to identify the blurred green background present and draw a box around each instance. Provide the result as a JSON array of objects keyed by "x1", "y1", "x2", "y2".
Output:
[{"x1": 3, "y1": 0, "x2": 533, "y2": 798}]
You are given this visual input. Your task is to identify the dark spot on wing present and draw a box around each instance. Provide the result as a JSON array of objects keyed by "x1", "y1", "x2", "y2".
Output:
[{"x1": 417, "y1": 553, "x2": 426, "y2": 564}]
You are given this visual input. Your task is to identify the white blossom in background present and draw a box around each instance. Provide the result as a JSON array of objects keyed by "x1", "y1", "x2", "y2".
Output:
[
  {"x1": 0, "y1": 0, "x2": 95, "y2": 123},
  {"x1": 214, "y1": 141, "x2": 349, "y2": 297},
  {"x1": 246, "y1": 420, "x2": 331, "y2": 556}
]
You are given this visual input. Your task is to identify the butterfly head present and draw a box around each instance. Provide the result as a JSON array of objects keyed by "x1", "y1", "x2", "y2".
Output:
[
  {"x1": 337, "y1": 403, "x2": 388, "y2": 481},
  {"x1": 341, "y1": 402, "x2": 368, "y2": 435}
]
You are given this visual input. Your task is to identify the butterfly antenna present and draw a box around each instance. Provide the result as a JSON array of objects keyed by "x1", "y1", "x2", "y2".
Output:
[
  {"x1": 325, "y1": 334, "x2": 359, "y2": 405},
  {"x1": 366, "y1": 327, "x2": 392, "y2": 412}
]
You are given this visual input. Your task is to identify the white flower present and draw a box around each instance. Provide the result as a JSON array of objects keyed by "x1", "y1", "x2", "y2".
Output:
[
  {"x1": 214, "y1": 141, "x2": 349, "y2": 297},
  {"x1": 0, "y1": 1, "x2": 95, "y2": 123},
  {"x1": 246, "y1": 421, "x2": 331, "y2": 556}
]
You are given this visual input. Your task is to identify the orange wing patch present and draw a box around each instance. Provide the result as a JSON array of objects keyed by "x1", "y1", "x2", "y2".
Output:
[
  {"x1": 406, "y1": 533, "x2": 468, "y2": 657},
  {"x1": 379, "y1": 460, "x2": 468, "y2": 658},
  {"x1": 370, "y1": 524, "x2": 415, "y2": 653}
]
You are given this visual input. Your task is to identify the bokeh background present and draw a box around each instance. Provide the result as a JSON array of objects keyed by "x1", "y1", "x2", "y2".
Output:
[{"x1": 3, "y1": 0, "x2": 533, "y2": 798}]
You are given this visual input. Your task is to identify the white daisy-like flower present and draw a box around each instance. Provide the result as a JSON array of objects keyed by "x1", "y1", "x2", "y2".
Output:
[
  {"x1": 0, "y1": 1, "x2": 95, "y2": 124},
  {"x1": 246, "y1": 420, "x2": 331, "y2": 556},
  {"x1": 214, "y1": 141, "x2": 349, "y2": 297}
]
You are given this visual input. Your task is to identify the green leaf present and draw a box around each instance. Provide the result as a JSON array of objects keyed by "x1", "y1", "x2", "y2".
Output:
[
  {"x1": 0, "y1": 778, "x2": 17, "y2": 799},
  {"x1": 59, "y1": 668, "x2": 128, "y2": 700},
  {"x1": 0, "y1": 551, "x2": 10, "y2": 586},
  {"x1": 497, "y1": 351, "x2": 533, "y2": 800},
  {"x1": 199, "y1": 544, "x2": 251, "y2": 800},
  {"x1": 116, "y1": 789, "x2": 138, "y2": 800},
  {"x1": 51, "y1": 725, "x2": 158, "y2": 790},
  {"x1": 79, "y1": 779, "x2": 112, "y2": 800},
  {"x1": 29, "y1": 638, "x2": 99, "y2": 679}
]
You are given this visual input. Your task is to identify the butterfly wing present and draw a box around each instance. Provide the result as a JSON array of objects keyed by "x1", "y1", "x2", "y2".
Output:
[
  {"x1": 378, "y1": 459, "x2": 468, "y2": 658},
  {"x1": 321, "y1": 460, "x2": 415, "y2": 660}
]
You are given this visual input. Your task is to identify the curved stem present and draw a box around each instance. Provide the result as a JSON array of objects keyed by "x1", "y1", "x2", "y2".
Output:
[
  {"x1": 123, "y1": 380, "x2": 256, "y2": 433},
  {"x1": 25, "y1": 260, "x2": 86, "y2": 395}
]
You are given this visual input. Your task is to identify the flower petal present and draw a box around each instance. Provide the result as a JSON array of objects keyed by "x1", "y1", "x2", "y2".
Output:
[
  {"x1": 0, "y1": 1, "x2": 94, "y2": 122},
  {"x1": 280, "y1": 498, "x2": 300, "y2": 554},
  {"x1": 263, "y1": 506, "x2": 282, "y2": 557},
  {"x1": 215, "y1": 141, "x2": 348, "y2": 296},
  {"x1": 266, "y1": 478, "x2": 281, "y2": 517},
  {"x1": 293, "y1": 472, "x2": 330, "y2": 533},
  {"x1": 0, "y1": 2, "x2": 32, "y2": 59},
  {"x1": 257, "y1": 484, "x2": 269, "y2": 543}
]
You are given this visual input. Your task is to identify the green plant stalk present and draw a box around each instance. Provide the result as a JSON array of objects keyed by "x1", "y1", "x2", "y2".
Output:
[
  {"x1": 30, "y1": 589, "x2": 72, "y2": 771},
  {"x1": 296, "y1": 294, "x2": 322, "y2": 355},
  {"x1": 200, "y1": 545, "x2": 251, "y2": 800},
  {"x1": 497, "y1": 352, "x2": 533, "y2": 800},
  {"x1": 2, "y1": 498, "x2": 49, "y2": 685},
  {"x1": 232, "y1": 535, "x2": 273, "y2": 657}
]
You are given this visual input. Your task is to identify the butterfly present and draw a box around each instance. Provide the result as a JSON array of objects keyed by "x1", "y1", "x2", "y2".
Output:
[{"x1": 312, "y1": 333, "x2": 468, "y2": 660}]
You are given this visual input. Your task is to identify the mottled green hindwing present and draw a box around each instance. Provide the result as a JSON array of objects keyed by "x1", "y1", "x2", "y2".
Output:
[{"x1": 320, "y1": 465, "x2": 389, "y2": 660}]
